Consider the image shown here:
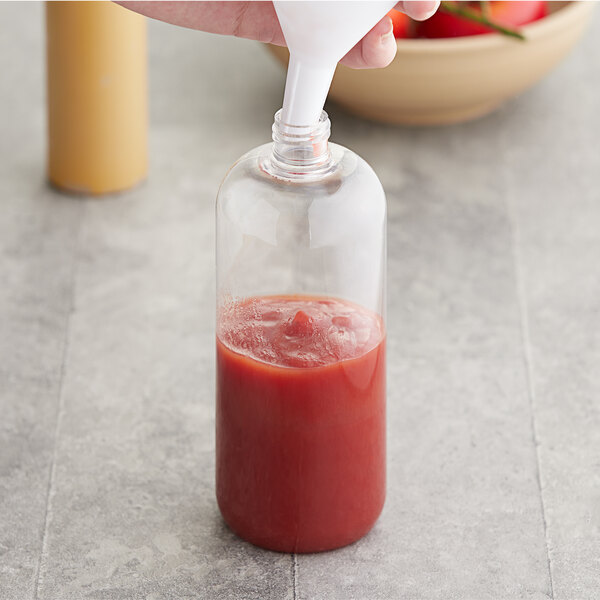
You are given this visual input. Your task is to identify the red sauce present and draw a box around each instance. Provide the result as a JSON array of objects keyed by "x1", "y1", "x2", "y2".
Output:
[{"x1": 216, "y1": 296, "x2": 386, "y2": 553}]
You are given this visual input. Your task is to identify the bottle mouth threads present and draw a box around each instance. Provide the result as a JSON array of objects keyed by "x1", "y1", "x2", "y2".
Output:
[{"x1": 265, "y1": 110, "x2": 334, "y2": 181}]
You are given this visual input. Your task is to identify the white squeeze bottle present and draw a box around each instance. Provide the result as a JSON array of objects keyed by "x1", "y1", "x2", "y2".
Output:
[
  {"x1": 276, "y1": 1, "x2": 397, "y2": 127},
  {"x1": 215, "y1": 1, "x2": 395, "y2": 552}
]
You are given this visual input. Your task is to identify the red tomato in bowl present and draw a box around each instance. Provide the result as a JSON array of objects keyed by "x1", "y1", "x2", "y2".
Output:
[
  {"x1": 388, "y1": 9, "x2": 411, "y2": 38},
  {"x1": 417, "y1": 1, "x2": 547, "y2": 38}
]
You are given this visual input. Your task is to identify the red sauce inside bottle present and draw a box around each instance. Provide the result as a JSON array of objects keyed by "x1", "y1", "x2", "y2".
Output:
[{"x1": 216, "y1": 296, "x2": 386, "y2": 553}]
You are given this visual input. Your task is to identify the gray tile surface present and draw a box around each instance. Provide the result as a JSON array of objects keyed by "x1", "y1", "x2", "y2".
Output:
[
  {"x1": 502, "y1": 51, "x2": 600, "y2": 598},
  {"x1": 1, "y1": 1, "x2": 599, "y2": 599},
  {"x1": 0, "y1": 4, "x2": 83, "y2": 598}
]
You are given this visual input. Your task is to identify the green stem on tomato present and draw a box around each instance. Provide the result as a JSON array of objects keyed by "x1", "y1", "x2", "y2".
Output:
[{"x1": 439, "y1": 1, "x2": 527, "y2": 41}]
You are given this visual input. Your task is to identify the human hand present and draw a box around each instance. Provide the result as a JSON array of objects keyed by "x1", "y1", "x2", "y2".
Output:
[{"x1": 117, "y1": 1, "x2": 439, "y2": 68}]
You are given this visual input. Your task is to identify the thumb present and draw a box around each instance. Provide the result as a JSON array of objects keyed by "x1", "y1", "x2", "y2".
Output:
[{"x1": 396, "y1": 1, "x2": 439, "y2": 21}]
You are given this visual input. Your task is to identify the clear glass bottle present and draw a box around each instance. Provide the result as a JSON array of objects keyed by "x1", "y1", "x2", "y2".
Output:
[{"x1": 215, "y1": 110, "x2": 386, "y2": 553}]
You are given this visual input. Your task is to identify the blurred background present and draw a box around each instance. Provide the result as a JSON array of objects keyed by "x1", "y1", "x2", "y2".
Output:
[{"x1": 1, "y1": 2, "x2": 600, "y2": 599}]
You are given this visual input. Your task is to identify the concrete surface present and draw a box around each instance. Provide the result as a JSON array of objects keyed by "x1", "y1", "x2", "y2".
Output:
[{"x1": 1, "y1": 2, "x2": 599, "y2": 599}]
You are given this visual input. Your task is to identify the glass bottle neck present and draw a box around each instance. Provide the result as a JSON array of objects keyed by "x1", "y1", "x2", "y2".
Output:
[{"x1": 264, "y1": 110, "x2": 335, "y2": 181}]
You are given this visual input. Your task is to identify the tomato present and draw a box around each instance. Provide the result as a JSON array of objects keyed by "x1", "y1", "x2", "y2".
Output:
[
  {"x1": 417, "y1": 1, "x2": 547, "y2": 38},
  {"x1": 388, "y1": 9, "x2": 411, "y2": 39}
]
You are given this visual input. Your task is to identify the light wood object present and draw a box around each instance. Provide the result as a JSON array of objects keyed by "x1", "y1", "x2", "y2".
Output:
[{"x1": 47, "y1": 1, "x2": 147, "y2": 194}]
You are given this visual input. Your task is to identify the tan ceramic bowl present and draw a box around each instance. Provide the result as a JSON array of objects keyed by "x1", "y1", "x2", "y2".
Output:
[{"x1": 268, "y1": 1, "x2": 594, "y2": 125}]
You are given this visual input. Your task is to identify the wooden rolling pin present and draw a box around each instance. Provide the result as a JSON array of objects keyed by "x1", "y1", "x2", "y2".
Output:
[{"x1": 46, "y1": 1, "x2": 147, "y2": 195}]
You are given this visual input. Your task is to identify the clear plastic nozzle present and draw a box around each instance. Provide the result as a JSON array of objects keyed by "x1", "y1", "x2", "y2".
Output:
[{"x1": 274, "y1": 0, "x2": 397, "y2": 129}]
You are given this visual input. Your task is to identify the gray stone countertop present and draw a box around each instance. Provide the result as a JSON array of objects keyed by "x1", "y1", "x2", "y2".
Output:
[{"x1": 1, "y1": 2, "x2": 599, "y2": 599}]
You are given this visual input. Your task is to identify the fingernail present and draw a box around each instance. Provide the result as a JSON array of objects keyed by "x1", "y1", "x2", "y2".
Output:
[{"x1": 380, "y1": 18, "x2": 394, "y2": 42}]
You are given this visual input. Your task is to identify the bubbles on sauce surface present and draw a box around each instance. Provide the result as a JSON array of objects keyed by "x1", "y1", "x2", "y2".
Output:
[{"x1": 218, "y1": 296, "x2": 383, "y2": 368}]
